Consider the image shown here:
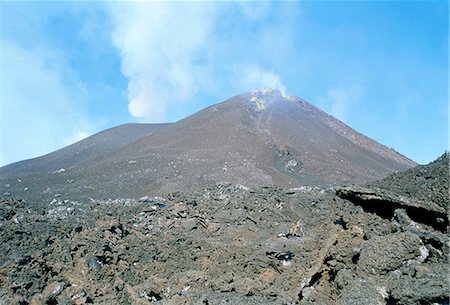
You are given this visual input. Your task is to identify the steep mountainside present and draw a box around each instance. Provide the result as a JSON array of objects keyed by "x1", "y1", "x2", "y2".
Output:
[
  {"x1": 0, "y1": 89, "x2": 415, "y2": 202},
  {"x1": 1, "y1": 123, "x2": 169, "y2": 176}
]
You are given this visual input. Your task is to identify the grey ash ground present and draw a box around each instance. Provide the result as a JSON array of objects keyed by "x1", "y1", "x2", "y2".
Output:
[{"x1": 0, "y1": 153, "x2": 448, "y2": 304}]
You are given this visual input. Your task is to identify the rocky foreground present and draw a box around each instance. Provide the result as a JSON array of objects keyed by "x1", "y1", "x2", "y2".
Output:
[{"x1": 0, "y1": 154, "x2": 448, "y2": 305}]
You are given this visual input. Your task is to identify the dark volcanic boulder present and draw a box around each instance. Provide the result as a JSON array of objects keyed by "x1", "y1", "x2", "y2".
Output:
[
  {"x1": 335, "y1": 185, "x2": 448, "y2": 233},
  {"x1": 357, "y1": 232, "x2": 421, "y2": 275},
  {"x1": 388, "y1": 262, "x2": 449, "y2": 305},
  {"x1": 336, "y1": 278, "x2": 387, "y2": 305}
]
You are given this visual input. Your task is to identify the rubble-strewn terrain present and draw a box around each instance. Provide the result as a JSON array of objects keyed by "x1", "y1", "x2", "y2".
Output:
[{"x1": 1, "y1": 153, "x2": 448, "y2": 304}]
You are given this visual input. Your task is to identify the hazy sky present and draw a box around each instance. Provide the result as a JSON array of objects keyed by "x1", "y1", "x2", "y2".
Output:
[{"x1": 1, "y1": 1, "x2": 448, "y2": 166}]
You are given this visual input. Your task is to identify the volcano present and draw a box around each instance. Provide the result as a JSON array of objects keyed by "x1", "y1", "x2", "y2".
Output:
[{"x1": 0, "y1": 88, "x2": 415, "y2": 201}]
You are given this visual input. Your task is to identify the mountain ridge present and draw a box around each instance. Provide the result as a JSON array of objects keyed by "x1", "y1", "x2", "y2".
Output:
[
  {"x1": 1, "y1": 123, "x2": 171, "y2": 175},
  {"x1": 0, "y1": 89, "x2": 416, "y2": 202}
]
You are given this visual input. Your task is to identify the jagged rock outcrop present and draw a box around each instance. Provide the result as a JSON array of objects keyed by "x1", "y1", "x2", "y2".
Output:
[
  {"x1": 335, "y1": 185, "x2": 448, "y2": 232},
  {"x1": 371, "y1": 152, "x2": 449, "y2": 211}
]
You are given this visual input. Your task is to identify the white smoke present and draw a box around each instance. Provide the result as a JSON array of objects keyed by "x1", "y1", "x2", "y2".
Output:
[
  {"x1": 109, "y1": 2, "x2": 217, "y2": 122},
  {"x1": 108, "y1": 2, "x2": 288, "y2": 122},
  {"x1": 318, "y1": 84, "x2": 365, "y2": 122},
  {"x1": 235, "y1": 65, "x2": 287, "y2": 96}
]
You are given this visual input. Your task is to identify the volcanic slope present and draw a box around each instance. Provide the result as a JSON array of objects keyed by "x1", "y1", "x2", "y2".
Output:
[
  {"x1": 0, "y1": 89, "x2": 416, "y2": 201},
  {"x1": 1, "y1": 123, "x2": 169, "y2": 176}
]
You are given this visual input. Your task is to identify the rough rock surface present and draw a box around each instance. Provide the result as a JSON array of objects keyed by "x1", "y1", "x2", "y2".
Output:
[
  {"x1": 357, "y1": 232, "x2": 421, "y2": 274},
  {"x1": 0, "y1": 155, "x2": 448, "y2": 304},
  {"x1": 371, "y1": 152, "x2": 448, "y2": 211}
]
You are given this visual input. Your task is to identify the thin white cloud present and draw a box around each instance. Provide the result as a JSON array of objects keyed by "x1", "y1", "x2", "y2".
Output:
[
  {"x1": 317, "y1": 84, "x2": 365, "y2": 122},
  {"x1": 107, "y1": 2, "x2": 288, "y2": 122},
  {"x1": 0, "y1": 39, "x2": 93, "y2": 166},
  {"x1": 64, "y1": 130, "x2": 91, "y2": 147},
  {"x1": 233, "y1": 65, "x2": 287, "y2": 96},
  {"x1": 236, "y1": 2, "x2": 272, "y2": 21}
]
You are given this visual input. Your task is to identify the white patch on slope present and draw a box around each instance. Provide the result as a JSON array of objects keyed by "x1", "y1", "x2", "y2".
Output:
[
  {"x1": 251, "y1": 87, "x2": 283, "y2": 96},
  {"x1": 249, "y1": 87, "x2": 286, "y2": 112},
  {"x1": 417, "y1": 245, "x2": 429, "y2": 263},
  {"x1": 250, "y1": 96, "x2": 266, "y2": 111}
]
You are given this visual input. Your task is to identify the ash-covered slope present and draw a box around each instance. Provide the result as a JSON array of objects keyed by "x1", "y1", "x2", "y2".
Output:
[
  {"x1": 0, "y1": 123, "x2": 169, "y2": 176},
  {"x1": 0, "y1": 89, "x2": 415, "y2": 202}
]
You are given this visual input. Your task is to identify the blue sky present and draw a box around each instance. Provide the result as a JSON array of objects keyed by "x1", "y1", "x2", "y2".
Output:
[{"x1": 0, "y1": 1, "x2": 448, "y2": 166}]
